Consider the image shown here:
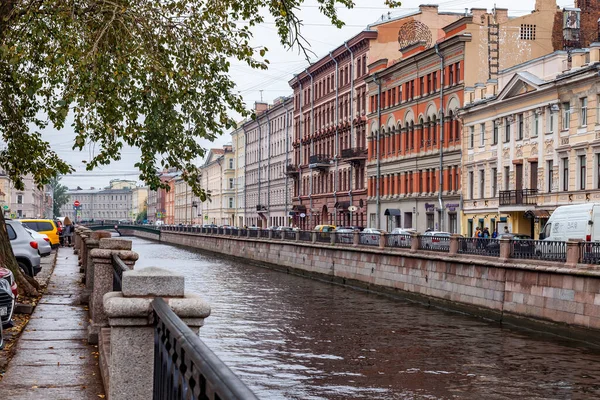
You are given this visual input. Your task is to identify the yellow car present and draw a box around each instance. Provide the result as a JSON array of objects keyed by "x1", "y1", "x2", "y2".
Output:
[
  {"x1": 314, "y1": 225, "x2": 336, "y2": 232},
  {"x1": 19, "y1": 219, "x2": 60, "y2": 248}
]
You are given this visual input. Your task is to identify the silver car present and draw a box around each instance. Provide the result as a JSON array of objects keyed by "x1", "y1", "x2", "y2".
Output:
[
  {"x1": 6, "y1": 219, "x2": 42, "y2": 276},
  {"x1": 25, "y1": 227, "x2": 52, "y2": 257}
]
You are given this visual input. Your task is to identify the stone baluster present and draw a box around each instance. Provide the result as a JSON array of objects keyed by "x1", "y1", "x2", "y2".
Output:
[
  {"x1": 499, "y1": 237, "x2": 511, "y2": 262},
  {"x1": 83, "y1": 231, "x2": 113, "y2": 301},
  {"x1": 410, "y1": 232, "x2": 420, "y2": 253},
  {"x1": 102, "y1": 268, "x2": 210, "y2": 400},
  {"x1": 311, "y1": 230, "x2": 317, "y2": 244},
  {"x1": 566, "y1": 239, "x2": 583, "y2": 268},
  {"x1": 449, "y1": 234, "x2": 461, "y2": 256},
  {"x1": 379, "y1": 232, "x2": 387, "y2": 249},
  {"x1": 353, "y1": 230, "x2": 360, "y2": 246},
  {"x1": 88, "y1": 238, "x2": 139, "y2": 344}
]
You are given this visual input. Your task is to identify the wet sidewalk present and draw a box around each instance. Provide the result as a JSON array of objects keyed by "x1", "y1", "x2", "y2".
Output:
[{"x1": 0, "y1": 247, "x2": 105, "y2": 399}]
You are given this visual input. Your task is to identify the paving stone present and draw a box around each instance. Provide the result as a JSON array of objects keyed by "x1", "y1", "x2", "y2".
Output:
[
  {"x1": 9, "y1": 347, "x2": 97, "y2": 366},
  {"x1": 0, "y1": 386, "x2": 106, "y2": 400},
  {"x1": 26, "y1": 317, "x2": 87, "y2": 331},
  {"x1": 38, "y1": 295, "x2": 82, "y2": 305},
  {"x1": 17, "y1": 339, "x2": 90, "y2": 350}
]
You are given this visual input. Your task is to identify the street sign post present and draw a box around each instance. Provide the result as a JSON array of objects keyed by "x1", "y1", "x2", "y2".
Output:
[{"x1": 73, "y1": 200, "x2": 80, "y2": 207}]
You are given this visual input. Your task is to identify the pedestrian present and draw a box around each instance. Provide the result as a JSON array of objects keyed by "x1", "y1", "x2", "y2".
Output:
[
  {"x1": 483, "y1": 227, "x2": 490, "y2": 238},
  {"x1": 64, "y1": 216, "x2": 74, "y2": 246},
  {"x1": 473, "y1": 226, "x2": 480, "y2": 238},
  {"x1": 492, "y1": 228, "x2": 498, "y2": 239}
]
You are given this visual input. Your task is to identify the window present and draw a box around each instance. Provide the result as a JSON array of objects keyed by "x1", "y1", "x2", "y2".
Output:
[
  {"x1": 597, "y1": 95, "x2": 600, "y2": 124},
  {"x1": 480, "y1": 123, "x2": 485, "y2": 146},
  {"x1": 229, "y1": 158, "x2": 234, "y2": 169},
  {"x1": 468, "y1": 171, "x2": 474, "y2": 199},
  {"x1": 504, "y1": 166, "x2": 510, "y2": 190},
  {"x1": 17, "y1": 194, "x2": 22, "y2": 204},
  {"x1": 562, "y1": 157, "x2": 569, "y2": 191},
  {"x1": 229, "y1": 178, "x2": 234, "y2": 189},
  {"x1": 419, "y1": 77, "x2": 424, "y2": 95},
  {"x1": 517, "y1": 113, "x2": 523, "y2": 140},
  {"x1": 580, "y1": 155, "x2": 587, "y2": 190},
  {"x1": 504, "y1": 117, "x2": 511, "y2": 142},
  {"x1": 533, "y1": 112, "x2": 539, "y2": 137},
  {"x1": 562, "y1": 102, "x2": 570, "y2": 130},
  {"x1": 6, "y1": 225, "x2": 16, "y2": 240},
  {"x1": 479, "y1": 169, "x2": 485, "y2": 199},
  {"x1": 519, "y1": 24, "x2": 536, "y2": 40},
  {"x1": 491, "y1": 167, "x2": 497, "y2": 197},
  {"x1": 549, "y1": 111, "x2": 555, "y2": 133},
  {"x1": 493, "y1": 120, "x2": 498, "y2": 144},
  {"x1": 455, "y1": 62, "x2": 460, "y2": 85},
  {"x1": 448, "y1": 66, "x2": 453, "y2": 86},
  {"x1": 580, "y1": 97, "x2": 588, "y2": 126},
  {"x1": 469, "y1": 126, "x2": 474, "y2": 148},
  {"x1": 432, "y1": 72, "x2": 437, "y2": 92},
  {"x1": 547, "y1": 160, "x2": 554, "y2": 192},
  {"x1": 228, "y1": 198, "x2": 234, "y2": 208}
]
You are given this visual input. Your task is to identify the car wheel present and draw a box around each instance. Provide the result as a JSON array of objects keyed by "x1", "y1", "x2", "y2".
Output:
[{"x1": 18, "y1": 261, "x2": 33, "y2": 277}]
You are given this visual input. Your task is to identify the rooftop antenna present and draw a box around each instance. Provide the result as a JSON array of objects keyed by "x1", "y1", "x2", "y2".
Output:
[{"x1": 259, "y1": 90, "x2": 263, "y2": 102}]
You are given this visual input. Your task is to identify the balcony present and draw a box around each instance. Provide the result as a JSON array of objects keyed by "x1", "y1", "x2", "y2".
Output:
[
  {"x1": 341, "y1": 147, "x2": 367, "y2": 165},
  {"x1": 499, "y1": 189, "x2": 538, "y2": 210},
  {"x1": 308, "y1": 154, "x2": 331, "y2": 171},
  {"x1": 256, "y1": 204, "x2": 268, "y2": 212},
  {"x1": 285, "y1": 164, "x2": 299, "y2": 177}
]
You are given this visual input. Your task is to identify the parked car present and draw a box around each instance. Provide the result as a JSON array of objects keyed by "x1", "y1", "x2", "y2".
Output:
[
  {"x1": 360, "y1": 228, "x2": 386, "y2": 245},
  {"x1": 420, "y1": 231, "x2": 452, "y2": 250},
  {"x1": 6, "y1": 219, "x2": 41, "y2": 276},
  {"x1": 0, "y1": 268, "x2": 16, "y2": 328},
  {"x1": 276, "y1": 226, "x2": 293, "y2": 231},
  {"x1": 19, "y1": 219, "x2": 60, "y2": 248},
  {"x1": 497, "y1": 234, "x2": 534, "y2": 254},
  {"x1": 335, "y1": 227, "x2": 355, "y2": 244},
  {"x1": 391, "y1": 228, "x2": 416, "y2": 235},
  {"x1": 25, "y1": 228, "x2": 52, "y2": 257},
  {"x1": 314, "y1": 225, "x2": 336, "y2": 232}
]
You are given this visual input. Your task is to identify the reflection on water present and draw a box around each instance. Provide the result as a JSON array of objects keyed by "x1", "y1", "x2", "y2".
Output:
[{"x1": 131, "y1": 237, "x2": 600, "y2": 399}]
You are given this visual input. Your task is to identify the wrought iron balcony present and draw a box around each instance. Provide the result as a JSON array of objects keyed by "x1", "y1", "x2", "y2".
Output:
[
  {"x1": 341, "y1": 147, "x2": 367, "y2": 164},
  {"x1": 256, "y1": 204, "x2": 268, "y2": 212},
  {"x1": 308, "y1": 154, "x2": 331, "y2": 171},
  {"x1": 285, "y1": 164, "x2": 299, "y2": 176},
  {"x1": 499, "y1": 189, "x2": 538, "y2": 206}
]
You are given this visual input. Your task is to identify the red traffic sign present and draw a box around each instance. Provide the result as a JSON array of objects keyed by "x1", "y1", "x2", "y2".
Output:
[{"x1": 73, "y1": 200, "x2": 81, "y2": 207}]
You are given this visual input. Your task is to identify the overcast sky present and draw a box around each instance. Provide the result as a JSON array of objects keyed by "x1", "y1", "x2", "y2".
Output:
[{"x1": 48, "y1": 0, "x2": 574, "y2": 189}]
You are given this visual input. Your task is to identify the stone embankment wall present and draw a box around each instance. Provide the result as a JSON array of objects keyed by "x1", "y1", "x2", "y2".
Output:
[{"x1": 124, "y1": 230, "x2": 600, "y2": 341}]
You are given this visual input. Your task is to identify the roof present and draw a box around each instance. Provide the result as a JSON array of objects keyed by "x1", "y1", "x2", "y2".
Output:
[{"x1": 210, "y1": 149, "x2": 225, "y2": 155}]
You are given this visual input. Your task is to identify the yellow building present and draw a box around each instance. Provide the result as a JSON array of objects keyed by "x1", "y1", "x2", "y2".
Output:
[
  {"x1": 459, "y1": 46, "x2": 600, "y2": 238},
  {"x1": 200, "y1": 145, "x2": 235, "y2": 226},
  {"x1": 131, "y1": 186, "x2": 148, "y2": 222},
  {"x1": 0, "y1": 172, "x2": 10, "y2": 217},
  {"x1": 231, "y1": 124, "x2": 246, "y2": 227}
]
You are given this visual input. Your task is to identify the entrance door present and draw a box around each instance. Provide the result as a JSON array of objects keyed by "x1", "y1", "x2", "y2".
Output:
[
  {"x1": 426, "y1": 213, "x2": 434, "y2": 230},
  {"x1": 516, "y1": 164, "x2": 523, "y2": 190}
]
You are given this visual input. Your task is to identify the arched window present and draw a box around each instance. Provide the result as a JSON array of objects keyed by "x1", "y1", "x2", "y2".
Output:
[{"x1": 448, "y1": 110, "x2": 454, "y2": 142}]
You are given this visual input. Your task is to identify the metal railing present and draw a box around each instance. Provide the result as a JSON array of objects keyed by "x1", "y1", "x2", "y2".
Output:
[
  {"x1": 248, "y1": 229, "x2": 258, "y2": 238},
  {"x1": 283, "y1": 231, "x2": 296, "y2": 240},
  {"x1": 335, "y1": 232, "x2": 354, "y2": 244},
  {"x1": 457, "y1": 238, "x2": 500, "y2": 257},
  {"x1": 315, "y1": 232, "x2": 331, "y2": 243},
  {"x1": 259, "y1": 229, "x2": 270, "y2": 239},
  {"x1": 386, "y1": 234, "x2": 412, "y2": 249},
  {"x1": 511, "y1": 239, "x2": 566, "y2": 262},
  {"x1": 418, "y1": 235, "x2": 450, "y2": 252},
  {"x1": 112, "y1": 254, "x2": 131, "y2": 291},
  {"x1": 152, "y1": 298, "x2": 258, "y2": 400},
  {"x1": 272, "y1": 230, "x2": 282, "y2": 239},
  {"x1": 499, "y1": 189, "x2": 538, "y2": 206},
  {"x1": 341, "y1": 147, "x2": 367, "y2": 159},
  {"x1": 299, "y1": 231, "x2": 311, "y2": 242},
  {"x1": 359, "y1": 232, "x2": 380, "y2": 246},
  {"x1": 308, "y1": 154, "x2": 330, "y2": 164},
  {"x1": 581, "y1": 242, "x2": 600, "y2": 264}
]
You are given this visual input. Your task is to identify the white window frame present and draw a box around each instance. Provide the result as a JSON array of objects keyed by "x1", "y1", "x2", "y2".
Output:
[
  {"x1": 562, "y1": 102, "x2": 570, "y2": 131},
  {"x1": 480, "y1": 123, "x2": 485, "y2": 146},
  {"x1": 469, "y1": 126, "x2": 474, "y2": 149},
  {"x1": 581, "y1": 97, "x2": 588, "y2": 127}
]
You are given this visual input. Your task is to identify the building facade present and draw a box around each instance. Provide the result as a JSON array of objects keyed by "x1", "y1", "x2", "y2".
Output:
[
  {"x1": 60, "y1": 188, "x2": 133, "y2": 221},
  {"x1": 459, "y1": 46, "x2": 600, "y2": 238},
  {"x1": 200, "y1": 146, "x2": 235, "y2": 225},
  {"x1": 131, "y1": 186, "x2": 148, "y2": 222},
  {"x1": 365, "y1": 2, "x2": 558, "y2": 232},
  {"x1": 244, "y1": 98, "x2": 293, "y2": 227},
  {"x1": 231, "y1": 124, "x2": 246, "y2": 227}
]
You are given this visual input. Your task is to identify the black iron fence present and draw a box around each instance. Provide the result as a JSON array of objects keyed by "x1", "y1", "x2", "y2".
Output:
[
  {"x1": 386, "y1": 234, "x2": 412, "y2": 248},
  {"x1": 457, "y1": 238, "x2": 500, "y2": 257},
  {"x1": 499, "y1": 189, "x2": 538, "y2": 206},
  {"x1": 581, "y1": 242, "x2": 600, "y2": 264},
  {"x1": 418, "y1": 235, "x2": 450, "y2": 252},
  {"x1": 112, "y1": 254, "x2": 131, "y2": 291},
  {"x1": 149, "y1": 225, "x2": 600, "y2": 265},
  {"x1": 152, "y1": 298, "x2": 258, "y2": 400},
  {"x1": 511, "y1": 239, "x2": 566, "y2": 262}
]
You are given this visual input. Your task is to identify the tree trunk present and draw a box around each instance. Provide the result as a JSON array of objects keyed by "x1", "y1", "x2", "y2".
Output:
[{"x1": 0, "y1": 212, "x2": 40, "y2": 297}]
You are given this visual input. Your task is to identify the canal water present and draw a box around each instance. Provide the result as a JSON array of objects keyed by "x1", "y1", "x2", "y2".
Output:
[{"x1": 131, "y1": 237, "x2": 600, "y2": 399}]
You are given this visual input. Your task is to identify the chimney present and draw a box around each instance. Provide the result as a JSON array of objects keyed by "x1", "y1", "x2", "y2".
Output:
[
  {"x1": 486, "y1": 79, "x2": 498, "y2": 98},
  {"x1": 419, "y1": 4, "x2": 439, "y2": 14},
  {"x1": 474, "y1": 83, "x2": 484, "y2": 101},
  {"x1": 254, "y1": 102, "x2": 268, "y2": 114},
  {"x1": 494, "y1": 8, "x2": 509, "y2": 24},
  {"x1": 571, "y1": 51, "x2": 586, "y2": 68},
  {"x1": 470, "y1": 8, "x2": 487, "y2": 25},
  {"x1": 465, "y1": 88, "x2": 475, "y2": 106},
  {"x1": 590, "y1": 42, "x2": 600, "y2": 63}
]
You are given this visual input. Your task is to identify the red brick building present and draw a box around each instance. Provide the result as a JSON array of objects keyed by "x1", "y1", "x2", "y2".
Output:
[{"x1": 288, "y1": 5, "x2": 463, "y2": 229}]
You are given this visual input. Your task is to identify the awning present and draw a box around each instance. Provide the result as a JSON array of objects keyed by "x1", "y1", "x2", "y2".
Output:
[
  {"x1": 524, "y1": 209, "x2": 551, "y2": 219},
  {"x1": 292, "y1": 204, "x2": 307, "y2": 213},
  {"x1": 334, "y1": 201, "x2": 350, "y2": 210},
  {"x1": 384, "y1": 209, "x2": 401, "y2": 216}
]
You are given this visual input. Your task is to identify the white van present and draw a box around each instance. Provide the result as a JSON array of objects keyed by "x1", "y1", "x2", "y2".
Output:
[{"x1": 540, "y1": 203, "x2": 600, "y2": 242}]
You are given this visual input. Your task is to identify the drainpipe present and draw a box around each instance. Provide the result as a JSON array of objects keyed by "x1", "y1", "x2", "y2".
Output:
[
  {"x1": 435, "y1": 43, "x2": 445, "y2": 232},
  {"x1": 257, "y1": 114, "x2": 262, "y2": 227},
  {"x1": 374, "y1": 74, "x2": 382, "y2": 229},
  {"x1": 306, "y1": 69, "x2": 315, "y2": 228},
  {"x1": 344, "y1": 41, "x2": 355, "y2": 226},
  {"x1": 329, "y1": 51, "x2": 339, "y2": 226},
  {"x1": 283, "y1": 100, "x2": 290, "y2": 226},
  {"x1": 266, "y1": 110, "x2": 272, "y2": 226}
]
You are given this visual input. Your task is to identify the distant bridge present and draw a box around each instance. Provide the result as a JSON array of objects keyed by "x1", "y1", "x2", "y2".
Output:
[{"x1": 83, "y1": 223, "x2": 161, "y2": 238}]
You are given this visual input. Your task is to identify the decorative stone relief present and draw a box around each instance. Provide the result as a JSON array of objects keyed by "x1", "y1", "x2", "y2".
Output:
[
  {"x1": 545, "y1": 139, "x2": 554, "y2": 154},
  {"x1": 515, "y1": 144, "x2": 523, "y2": 158},
  {"x1": 503, "y1": 147, "x2": 510, "y2": 160},
  {"x1": 561, "y1": 137, "x2": 569, "y2": 145},
  {"x1": 530, "y1": 143, "x2": 538, "y2": 155}
]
